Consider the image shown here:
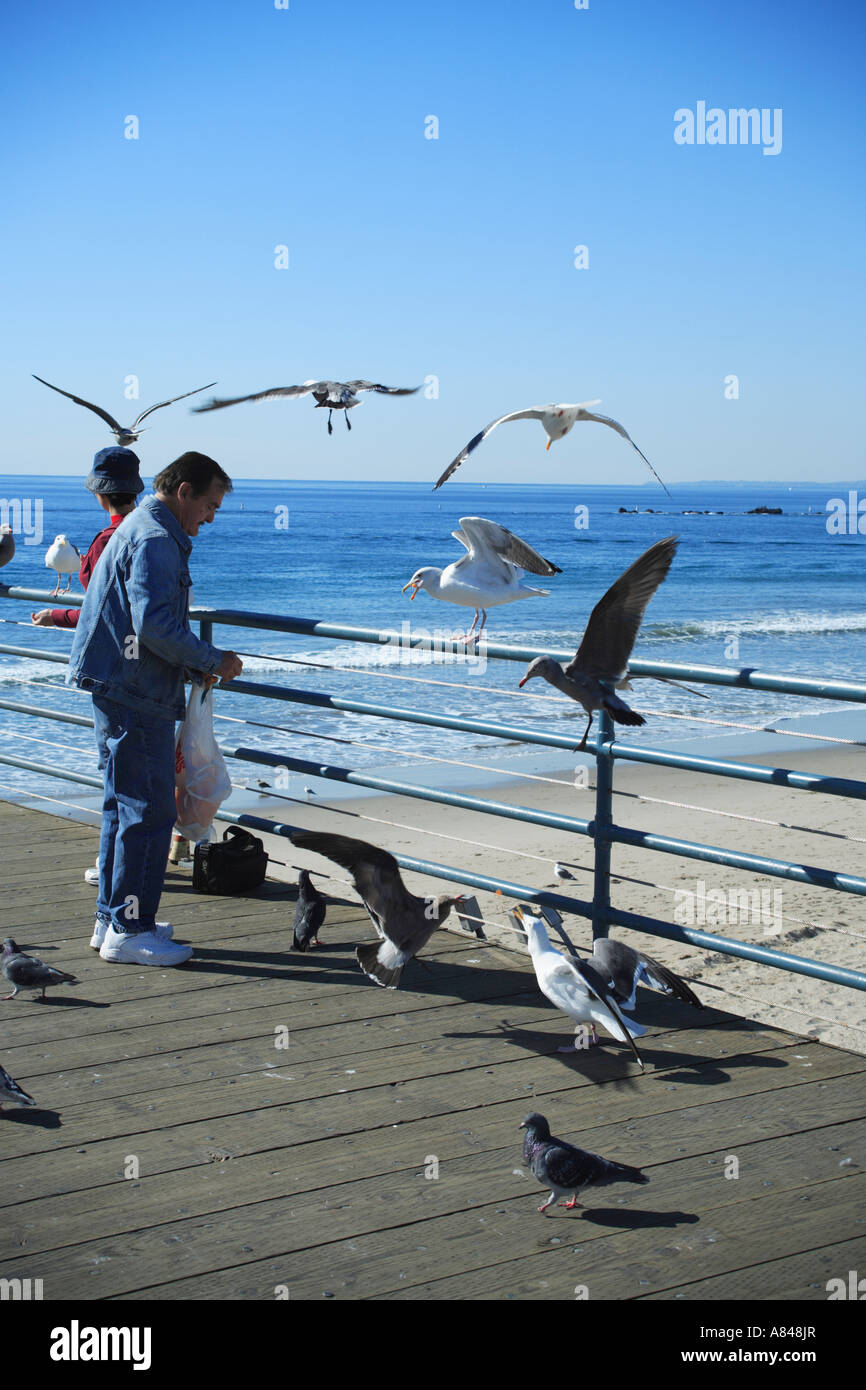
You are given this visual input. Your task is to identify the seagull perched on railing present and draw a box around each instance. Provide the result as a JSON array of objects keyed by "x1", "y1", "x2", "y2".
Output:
[
  {"x1": 193, "y1": 379, "x2": 421, "y2": 435},
  {"x1": 518, "y1": 536, "x2": 678, "y2": 750},
  {"x1": 402, "y1": 516, "x2": 562, "y2": 643},
  {"x1": 44, "y1": 535, "x2": 81, "y2": 596},
  {"x1": 0, "y1": 525, "x2": 14, "y2": 570},
  {"x1": 434, "y1": 400, "x2": 669, "y2": 494},
  {"x1": 32, "y1": 375, "x2": 216, "y2": 446}
]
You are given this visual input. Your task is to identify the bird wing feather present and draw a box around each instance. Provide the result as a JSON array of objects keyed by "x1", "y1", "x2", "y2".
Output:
[
  {"x1": 457, "y1": 517, "x2": 562, "y2": 576},
  {"x1": 32, "y1": 376, "x2": 124, "y2": 434},
  {"x1": 565, "y1": 536, "x2": 678, "y2": 682},
  {"x1": 132, "y1": 382, "x2": 217, "y2": 428},
  {"x1": 346, "y1": 381, "x2": 421, "y2": 395},
  {"x1": 191, "y1": 385, "x2": 317, "y2": 412},
  {"x1": 433, "y1": 408, "x2": 546, "y2": 489},
  {"x1": 288, "y1": 830, "x2": 419, "y2": 936},
  {"x1": 576, "y1": 409, "x2": 670, "y2": 496}
]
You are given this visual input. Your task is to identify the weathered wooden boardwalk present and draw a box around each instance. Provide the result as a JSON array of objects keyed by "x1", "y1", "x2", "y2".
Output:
[{"x1": 0, "y1": 799, "x2": 864, "y2": 1302}]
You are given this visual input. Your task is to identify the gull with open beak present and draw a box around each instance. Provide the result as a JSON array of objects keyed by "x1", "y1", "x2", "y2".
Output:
[
  {"x1": 402, "y1": 516, "x2": 561, "y2": 644},
  {"x1": 515, "y1": 907, "x2": 645, "y2": 1070}
]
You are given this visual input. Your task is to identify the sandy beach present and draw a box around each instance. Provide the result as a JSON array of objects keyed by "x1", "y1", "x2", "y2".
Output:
[{"x1": 273, "y1": 739, "x2": 866, "y2": 1056}]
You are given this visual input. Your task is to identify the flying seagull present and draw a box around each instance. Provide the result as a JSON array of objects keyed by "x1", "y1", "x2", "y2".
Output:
[
  {"x1": 591, "y1": 937, "x2": 703, "y2": 1015},
  {"x1": 289, "y1": 830, "x2": 463, "y2": 989},
  {"x1": 193, "y1": 379, "x2": 421, "y2": 435},
  {"x1": 402, "y1": 516, "x2": 562, "y2": 643},
  {"x1": 520, "y1": 1113, "x2": 649, "y2": 1213},
  {"x1": 1, "y1": 938, "x2": 78, "y2": 1001},
  {"x1": 0, "y1": 1062, "x2": 36, "y2": 1112},
  {"x1": 515, "y1": 908, "x2": 645, "y2": 1068},
  {"x1": 518, "y1": 535, "x2": 677, "y2": 750},
  {"x1": 434, "y1": 401, "x2": 670, "y2": 494},
  {"x1": 32, "y1": 375, "x2": 216, "y2": 446},
  {"x1": 44, "y1": 535, "x2": 81, "y2": 596},
  {"x1": 292, "y1": 869, "x2": 327, "y2": 951},
  {"x1": 0, "y1": 524, "x2": 14, "y2": 569}
]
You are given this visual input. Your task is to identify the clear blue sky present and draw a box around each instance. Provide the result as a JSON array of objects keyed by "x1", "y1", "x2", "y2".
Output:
[{"x1": 1, "y1": 0, "x2": 863, "y2": 484}]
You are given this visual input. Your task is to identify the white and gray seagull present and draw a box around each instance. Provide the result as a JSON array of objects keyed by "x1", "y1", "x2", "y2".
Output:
[
  {"x1": 518, "y1": 535, "x2": 678, "y2": 751},
  {"x1": 193, "y1": 379, "x2": 421, "y2": 435},
  {"x1": 434, "y1": 400, "x2": 670, "y2": 494},
  {"x1": 515, "y1": 908, "x2": 645, "y2": 1069},
  {"x1": 401, "y1": 516, "x2": 562, "y2": 644},
  {"x1": 32, "y1": 376, "x2": 217, "y2": 446}
]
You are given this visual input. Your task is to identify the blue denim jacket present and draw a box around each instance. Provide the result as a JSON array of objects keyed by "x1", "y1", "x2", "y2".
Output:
[{"x1": 67, "y1": 495, "x2": 224, "y2": 720}]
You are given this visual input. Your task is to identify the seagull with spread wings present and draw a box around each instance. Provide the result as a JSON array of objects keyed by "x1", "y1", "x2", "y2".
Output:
[
  {"x1": 193, "y1": 378, "x2": 420, "y2": 435},
  {"x1": 401, "y1": 516, "x2": 562, "y2": 643},
  {"x1": 518, "y1": 535, "x2": 678, "y2": 750},
  {"x1": 32, "y1": 376, "x2": 216, "y2": 446},
  {"x1": 434, "y1": 400, "x2": 669, "y2": 494},
  {"x1": 289, "y1": 829, "x2": 463, "y2": 989}
]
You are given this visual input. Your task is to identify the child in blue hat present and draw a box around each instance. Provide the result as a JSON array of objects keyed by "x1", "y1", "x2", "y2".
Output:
[{"x1": 32, "y1": 446, "x2": 144, "y2": 629}]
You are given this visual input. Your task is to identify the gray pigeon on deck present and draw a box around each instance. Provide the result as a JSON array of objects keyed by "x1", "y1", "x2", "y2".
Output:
[
  {"x1": 289, "y1": 830, "x2": 463, "y2": 989},
  {"x1": 292, "y1": 869, "x2": 327, "y2": 951},
  {"x1": 1, "y1": 938, "x2": 78, "y2": 1001},
  {"x1": 591, "y1": 937, "x2": 703, "y2": 1014},
  {"x1": 520, "y1": 1113, "x2": 649, "y2": 1214},
  {"x1": 0, "y1": 1062, "x2": 35, "y2": 1111}
]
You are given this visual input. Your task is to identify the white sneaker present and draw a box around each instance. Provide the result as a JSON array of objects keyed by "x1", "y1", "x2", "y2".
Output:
[
  {"x1": 99, "y1": 926, "x2": 193, "y2": 966},
  {"x1": 90, "y1": 917, "x2": 175, "y2": 950},
  {"x1": 84, "y1": 865, "x2": 100, "y2": 885}
]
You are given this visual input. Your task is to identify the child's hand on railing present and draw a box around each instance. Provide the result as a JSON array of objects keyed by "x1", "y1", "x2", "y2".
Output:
[{"x1": 31, "y1": 610, "x2": 55, "y2": 627}]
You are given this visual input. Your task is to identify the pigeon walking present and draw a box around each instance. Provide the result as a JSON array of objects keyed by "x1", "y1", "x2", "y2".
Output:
[
  {"x1": 591, "y1": 937, "x2": 703, "y2": 1014},
  {"x1": 520, "y1": 1113, "x2": 649, "y2": 1213},
  {"x1": 193, "y1": 379, "x2": 420, "y2": 435},
  {"x1": 292, "y1": 869, "x2": 326, "y2": 951},
  {"x1": 32, "y1": 375, "x2": 216, "y2": 446},
  {"x1": 289, "y1": 830, "x2": 463, "y2": 989},
  {"x1": 518, "y1": 536, "x2": 678, "y2": 750},
  {"x1": 515, "y1": 909, "x2": 645, "y2": 1069},
  {"x1": 1, "y1": 938, "x2": 78, "y2": 1001},
  {"x1": 0, "y1": 1063, "x2": 36, "y2": 1112}
]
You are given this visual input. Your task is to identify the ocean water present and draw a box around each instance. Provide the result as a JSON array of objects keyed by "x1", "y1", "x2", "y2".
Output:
[{"x1": 1, "y1": 475, "x2": 865, "y2": 807}]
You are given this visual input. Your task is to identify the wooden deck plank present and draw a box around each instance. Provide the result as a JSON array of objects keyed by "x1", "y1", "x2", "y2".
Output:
[{"x1": 1, "y1": 800, "x2": 864, "y2": 1303}]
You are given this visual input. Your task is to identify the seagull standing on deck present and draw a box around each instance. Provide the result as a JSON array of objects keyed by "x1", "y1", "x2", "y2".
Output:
[
  {"x1": 32, "y1": 376, "x2": 216, "y2": 446},
  {"x1": 515, "y1": 908, "x2": 645, "y2": 1069},
  {"x1": 289, "y1": 830, "x2": 463, "y2": 989},
  {"x1": 434, "y1": 400, "x2": 669, "y2": 494},
  {"x1": 402, "y1": 516, "x2": 562, "y2": 643},
  {"x1": 193, "y1": 379, "x2": 421, "y2": 435},
  {"x1": 44, "y1": 536, "x2": 81, "y2": 596},
  {"x1": 518, "y1": 535, "x2": 678, "y2": 750}
]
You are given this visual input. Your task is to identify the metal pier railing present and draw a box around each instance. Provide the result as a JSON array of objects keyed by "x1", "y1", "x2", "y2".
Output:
[{"x1": 1, "y1": 580, "x2": 865, "y2": 995}]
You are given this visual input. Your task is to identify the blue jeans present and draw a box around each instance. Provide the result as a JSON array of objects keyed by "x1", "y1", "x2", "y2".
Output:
[{"x1": 92, "y1": 695, "x2": 176, "y2": 933}]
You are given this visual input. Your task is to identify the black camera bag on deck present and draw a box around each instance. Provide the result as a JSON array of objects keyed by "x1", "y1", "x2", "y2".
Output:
[{"x1": 193, "y1": 826, "x2": 269, "y2": 895}]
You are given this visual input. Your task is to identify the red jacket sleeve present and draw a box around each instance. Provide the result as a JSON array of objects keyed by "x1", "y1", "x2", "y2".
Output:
[{"x1": 50, "y1": 520, "x2": 121, "y2": 628}]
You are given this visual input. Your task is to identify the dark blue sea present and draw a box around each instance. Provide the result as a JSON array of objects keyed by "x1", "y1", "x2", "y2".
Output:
[{"x1": 1, "y1": 476, "x2": 865, "y2": 805}]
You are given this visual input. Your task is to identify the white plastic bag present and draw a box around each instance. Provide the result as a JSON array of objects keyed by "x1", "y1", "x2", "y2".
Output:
[{"x1": 174, "y1": 683, "x2": 232, "y2": 842}]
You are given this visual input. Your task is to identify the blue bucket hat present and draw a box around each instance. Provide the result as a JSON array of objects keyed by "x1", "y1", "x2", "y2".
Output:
[{"x1": 85, "y1": 447, "x2": 144, "y2": 496}]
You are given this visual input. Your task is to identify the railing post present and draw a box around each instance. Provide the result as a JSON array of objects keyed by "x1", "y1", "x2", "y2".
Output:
[
  {"x1": 591, "y1": 708, "x2": 615, "y2": 942},
  {"x1": 199, "y1": 618, "x2": 213, "y2": 645}
]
